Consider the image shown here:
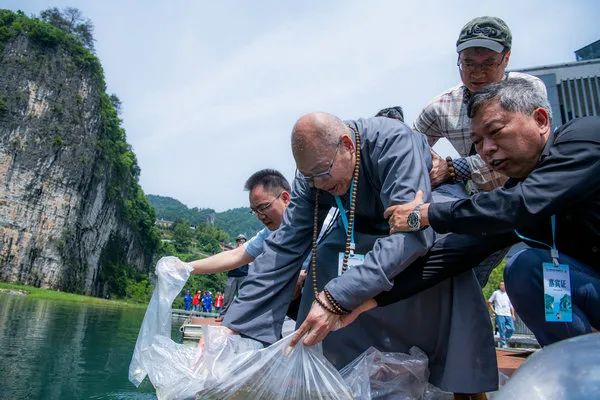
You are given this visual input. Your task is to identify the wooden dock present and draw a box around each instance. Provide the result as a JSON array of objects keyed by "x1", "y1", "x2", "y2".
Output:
[
  {"x1": 172, "y1": 309, "x2": 222, "y2": 342},
  {"x1": 172, "y1": 308, "x2": 219, "y2": 322}
]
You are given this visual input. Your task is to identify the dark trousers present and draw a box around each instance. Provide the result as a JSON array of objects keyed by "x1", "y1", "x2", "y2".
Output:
[
  {"x1": 221, "y1": 276, "x2": 245, "y2": 315},
  {"x1": 504, "y1": 248, "x2": 600, "y2": 346}
]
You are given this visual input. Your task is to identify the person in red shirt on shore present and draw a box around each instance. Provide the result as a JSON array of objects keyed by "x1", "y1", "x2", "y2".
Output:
[
  {"x1": 191, "y1": 290, "x2": 201, "y2": 312},
  {"x1": 214, "y1": 292, "x2": 224, "y2": 314}
]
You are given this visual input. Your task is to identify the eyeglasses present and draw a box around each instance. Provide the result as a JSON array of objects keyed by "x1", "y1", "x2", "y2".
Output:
[
  {"x1": 249, "y1": 192, "x2": 283, "y2": 216},
  {"x1": 457, "y1": 53, "x2": 506, "y2": 73},
  {"x1": 297, "y1": 141, "x2": 341, "y2": 187}
]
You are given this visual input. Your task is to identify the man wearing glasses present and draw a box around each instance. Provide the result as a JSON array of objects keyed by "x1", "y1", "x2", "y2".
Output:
[
  {"x1": 188, "y1": 169, "x2": 307, "y2": 315},
  {"x1": 416, "y1": 16, "x2": 547, "y2": 193},
  {"x1": 222, "y1": 112, "x2": 498, "y2": 396},
  {"x1": 414, "y1": 16, "x2": 548, "y2": 288}
]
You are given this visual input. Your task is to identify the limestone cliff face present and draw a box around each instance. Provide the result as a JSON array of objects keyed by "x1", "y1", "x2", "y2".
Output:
[{"x1": 0, "y1": 29, "x2": 154, "y2": 295}]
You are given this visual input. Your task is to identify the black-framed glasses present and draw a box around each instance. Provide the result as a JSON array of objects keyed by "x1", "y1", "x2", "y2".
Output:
[
  {"x1": 249, "y1": 192, "x2": 283, "y2": 216},
  {"x1": 297, "y1": 141, "x2": 341, "y2": 187},
  {"x1": 457, "y1": 52, "x2": 506, "y2": 73}
]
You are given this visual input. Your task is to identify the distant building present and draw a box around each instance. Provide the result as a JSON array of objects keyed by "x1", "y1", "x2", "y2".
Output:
[
  {"x1": 512, "y1": 40, "x2": 600, "y2": 131},
  {"x1": 575, "y1": 39, "x2": 600, "y2": 61},
  {"x1": 155, "y1": 219, "x2": 174, "y2": 228}
]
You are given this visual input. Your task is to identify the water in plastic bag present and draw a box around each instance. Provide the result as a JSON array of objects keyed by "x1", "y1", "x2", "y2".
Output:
[
  {"x1": 196, "y1": 333, "x2": 354, "y2": 400},
  {"x1": 495, "y1": 332, "x2": 600, "y2": 400},
  {"x1": 128, "y1": 257, "x2": 262, "y2": 399},
  {"x1": 340, "y1": 346, "x2": 451, "y2": 400}
]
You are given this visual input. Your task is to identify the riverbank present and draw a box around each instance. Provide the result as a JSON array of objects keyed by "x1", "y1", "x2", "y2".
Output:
[{"x1": 0, "y1": 282, "x2": 147, "y2": 309}]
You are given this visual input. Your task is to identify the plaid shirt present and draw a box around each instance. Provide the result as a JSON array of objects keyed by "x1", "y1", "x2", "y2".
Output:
[{"x1": 414, "y1": 72, "x2": 547, "y2": 192}]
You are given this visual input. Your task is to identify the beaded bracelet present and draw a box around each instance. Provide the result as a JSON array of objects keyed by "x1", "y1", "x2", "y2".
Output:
[
  {"x1": 324, "y1": 289, "x2": 350, "y2": 315},
  {"x1": 314, "y1": 295, "x2": 344, "y2": 315},
  {"x1": 445, "y1": 157, "x2": 457, "y2": 183}
]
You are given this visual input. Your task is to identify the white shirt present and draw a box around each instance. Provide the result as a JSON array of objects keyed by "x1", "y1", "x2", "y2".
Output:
[{"x1": 488, "y1": 290, "x2": 513, "y2": 317}]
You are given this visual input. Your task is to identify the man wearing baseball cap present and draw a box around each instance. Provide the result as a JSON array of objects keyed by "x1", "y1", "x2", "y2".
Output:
[
  {"x1": 415, "y1": 16, "x2": 547, "y2": 193},
  {"x1": 413, "y1": 16, "x2": 548, "y2": 288}
]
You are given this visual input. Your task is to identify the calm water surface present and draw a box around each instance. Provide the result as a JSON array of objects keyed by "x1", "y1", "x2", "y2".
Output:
[{"x1": 0, "y1": 292, "x2": 178, "y2": 400}]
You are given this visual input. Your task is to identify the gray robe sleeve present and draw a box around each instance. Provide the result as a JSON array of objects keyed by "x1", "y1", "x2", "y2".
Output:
[
  {"x1": 222, "y1": 176, "x2": 317, "y2": 344},
  {"x1": 325, "y1": 122, "x2": 435, "y2": 310}
]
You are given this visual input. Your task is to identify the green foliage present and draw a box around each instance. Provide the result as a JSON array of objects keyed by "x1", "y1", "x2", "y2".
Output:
[
  {"x1": 147, "y1": 194, "x2": 216, "y2": 226},
  {"x1": 154, "y1": 219, "x2": 233, "y2": 305},
  {"x1": 124, "y1": 276, "x2": 152, "y2": 303},
  {"x1": 98, "y1": 239, "x2": 152, "y2": 304},
  {"x1": 52, "y1": 135, "x2": 63, "y2": 146},
  {"x1": 0, "y1": 97, "x2": 6, "y2": 113},
  {"x1": 39, "y1": 7, "x2": 95, "y2": 50},
  {"x1": 172, "y1": 220, "x2": 194, "y2": 252},
  {"x1": 147, "y1": 194, "x2": 263, "y2": 238},
  {"x1": 0, "y1": 281, "x2": 146, "y2": 308},
  {"x1": 482, "y1": 259, "x2": 507, "y2": 301},
  {"x1": 0, "y1": 9, "x2": 102, "y2": 82},
  {"x1": 214, "y1": 207, "x2": 263, "y2": 238},
  {"x1": 195, "y1": 224, "x2": 230, "y2": 253}
]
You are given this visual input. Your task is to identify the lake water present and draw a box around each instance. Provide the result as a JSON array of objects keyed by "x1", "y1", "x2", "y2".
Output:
[{"x1": 0, "y1": 292, "x2": 176, "y2": 400}]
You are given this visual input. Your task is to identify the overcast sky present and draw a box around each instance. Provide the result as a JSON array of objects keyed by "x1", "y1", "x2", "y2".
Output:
[{"x1": 3, "y1": 1, "x2": 599, "y2": 210}]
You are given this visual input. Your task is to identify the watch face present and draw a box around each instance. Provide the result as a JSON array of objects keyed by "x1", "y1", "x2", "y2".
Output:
[{"x1": 407, "y1": 211, "x2": 419, "y2": 230}]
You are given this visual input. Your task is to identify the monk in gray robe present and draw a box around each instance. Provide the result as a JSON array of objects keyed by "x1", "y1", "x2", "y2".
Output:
[{"x1": 223, "y1": 112, "x2": 497, "y2": 394}]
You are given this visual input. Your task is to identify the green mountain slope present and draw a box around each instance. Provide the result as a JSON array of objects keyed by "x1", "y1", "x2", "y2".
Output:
[{"x1": 147, "y1": 194, "x2": 263, "y2": 238}]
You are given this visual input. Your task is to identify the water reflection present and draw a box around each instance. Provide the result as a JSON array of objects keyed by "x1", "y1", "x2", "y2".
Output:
[{"x1": 0, "y1": 293, "x2": 166, "y2": 400}]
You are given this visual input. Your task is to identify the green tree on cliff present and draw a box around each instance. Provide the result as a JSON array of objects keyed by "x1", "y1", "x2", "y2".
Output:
[{"x1": 40, "y1": 7, "x2": 95, "y2": 50}]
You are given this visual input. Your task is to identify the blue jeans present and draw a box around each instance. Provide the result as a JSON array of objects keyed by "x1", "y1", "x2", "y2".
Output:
[
  {"x1": 504, "y1": 248, "x2": 600, "y2": 346},
  {"x1": 495, "y1": 315, "x2": 514, "y2": 346}
]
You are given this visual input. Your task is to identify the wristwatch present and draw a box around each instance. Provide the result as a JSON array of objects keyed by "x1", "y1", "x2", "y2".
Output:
[{"x1": 407, "y1": 203, "x2": 423, "y2": 231}]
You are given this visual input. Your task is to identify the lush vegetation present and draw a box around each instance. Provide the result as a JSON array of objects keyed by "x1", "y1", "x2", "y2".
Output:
[
  {"x1": 214, "y1": 207, "x2": 264, "y2": 239},
  {"x1": 147, "y1": 194, "x2": 215, "y2": 226},
  {"x1": 147, "y1": 194, "x2": 263, "y2": 238},
  {"x1": 155, "y1": 220, "x2": 231, "y2": 308},
  {"x1": 0, "y1": 9, "x2": 102, "y2": 81},
  {"x1": 0, "y1": 8, "x2": 160, "y2": 300},
  {"x1": 0, "y1": 282, "x2": 147, "y2": 308},
  {"x1": 482, "y1": 259, "x2": 507, "y2": 301}
]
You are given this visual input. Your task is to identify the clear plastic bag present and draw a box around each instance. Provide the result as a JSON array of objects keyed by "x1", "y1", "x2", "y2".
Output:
[
  {"x1": 196, "y1": 333, "x2": 355, "y2": 400},
  {"x1": 128, "y1": 257, "x2": 262, "y2": 400},
  {"x1": 495, "y1": 332, "x2": 600, "y2": 400},
  {"x1": 129, "y1": 257, "x2": 450, "y2": 400},
  {"x1": 147, "y1": 326, "x2": 262, "y2": 400},
  {"x1": 129, "y1": 256, "x2": 195, "y2": 387},
  {"x1": 340, "y1": 346, "x2": 451, "y2": 400}
]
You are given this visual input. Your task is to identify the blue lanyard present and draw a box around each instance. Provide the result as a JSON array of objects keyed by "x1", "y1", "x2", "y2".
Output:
[
  {"x1": 514, "y1": 215, "x2": 559, "y2": 266},
  {"x1": 334, "y1": 180, "x2": 356, "y2": 250}
]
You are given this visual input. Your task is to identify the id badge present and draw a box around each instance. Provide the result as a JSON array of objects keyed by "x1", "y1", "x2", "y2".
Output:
[
  {"x1": 542, "y1": 262, "x2": 572, "y2": 322},
  {"x1": 338, "y1": 252, "x2": 365, "y2": 276}
]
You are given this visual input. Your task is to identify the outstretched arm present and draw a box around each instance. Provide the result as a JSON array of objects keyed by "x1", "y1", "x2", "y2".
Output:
[{"x1": 188, "y1": 245, "x2": 254, "y2": 274}]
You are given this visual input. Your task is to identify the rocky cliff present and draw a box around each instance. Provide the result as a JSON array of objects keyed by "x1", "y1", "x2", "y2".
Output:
[{"x1": 0, "y1": 10, "x2": 158, "y2": 295}]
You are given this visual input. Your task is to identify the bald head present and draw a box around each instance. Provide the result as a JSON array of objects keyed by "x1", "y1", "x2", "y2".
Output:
[
  {"x1": 291, "y1": 112, "x2": 348, "y2": 159},
  {"x1": 291, "y1": 112, "x2": 357, "y2": 196}
]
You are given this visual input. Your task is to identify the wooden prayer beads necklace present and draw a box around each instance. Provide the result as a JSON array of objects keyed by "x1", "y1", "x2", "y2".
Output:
[{"x1": 310, "y1": 125, "x2": 361, "y2": 315}]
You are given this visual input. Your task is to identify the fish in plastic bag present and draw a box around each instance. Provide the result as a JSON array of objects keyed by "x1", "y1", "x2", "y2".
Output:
[
  {"x1": 340, "y1": 346, "x2": 452, "y2": 400},
  {"x1": 196, "y1": 333, "x2": 355, "y2": 400}
]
